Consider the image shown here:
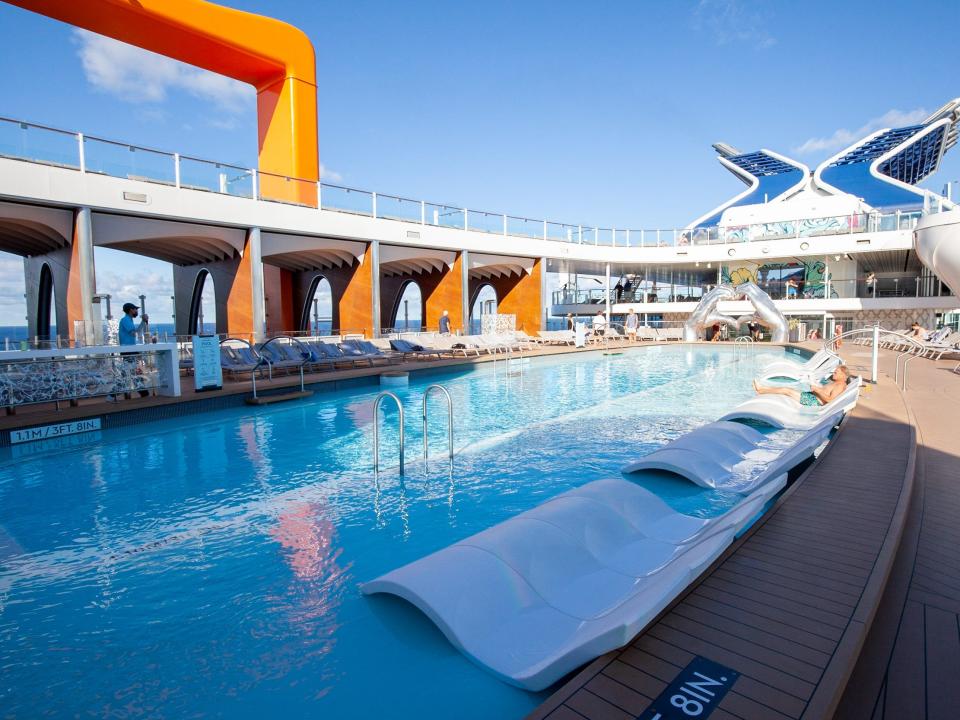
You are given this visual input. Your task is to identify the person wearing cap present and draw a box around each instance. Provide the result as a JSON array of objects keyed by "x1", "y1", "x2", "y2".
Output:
[{"x1": 119, "y1": 302, "x2": 149, "y2": 346}]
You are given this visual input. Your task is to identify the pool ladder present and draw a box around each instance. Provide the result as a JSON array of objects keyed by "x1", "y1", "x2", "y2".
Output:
[{"x1": 372, "y1": 384, "x2": 453, "y2": 475}]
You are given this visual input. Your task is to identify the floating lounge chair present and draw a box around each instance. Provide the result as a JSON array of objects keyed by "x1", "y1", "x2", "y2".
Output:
[
  {"x1": 759, "y1": 348, "x2": 840, "y2": 381},
  {"x1": 718, "y1": 376, "x2": 862, "y2": 430},
  {"x1": 361, "y1": 410, "x2": 844, "y2": 691}
]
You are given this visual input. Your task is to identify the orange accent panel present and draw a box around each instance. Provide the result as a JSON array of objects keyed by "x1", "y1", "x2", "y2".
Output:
[
  {"x1": 8, "y1": 0, "x2": 318, "y2": 204},
  {"x1": 339, "y1": 246, "x2": 374, "y2": 336},
  {"x1": 493, "y1": 259, "x2": 543, "y2": 332},
  {"x1": 65, "y1": 211, "x2": 87, "y2": 341},
  {"x1": 424, "y1": 254, "x2": 464, "y2": 332},
  {"x1": 225, "y1": 236, "x2": 256, "y2": 340}
]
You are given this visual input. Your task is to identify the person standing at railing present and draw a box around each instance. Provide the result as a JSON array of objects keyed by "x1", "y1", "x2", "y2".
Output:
[{"x1": 114, "y1": 302, "x2": 151, "y2": 400}]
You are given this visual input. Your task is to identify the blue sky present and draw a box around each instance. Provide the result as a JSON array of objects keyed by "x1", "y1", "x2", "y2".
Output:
[{"x1": 0, "y1": 0, "x2": 958, "y2": 326}]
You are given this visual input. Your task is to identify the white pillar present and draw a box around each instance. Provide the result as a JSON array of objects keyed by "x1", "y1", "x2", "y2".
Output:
[
  {"x1": 75, "y1": 206, "x2": 96, "y2": 327},
  {"x1": 605, "y1": 262, "x2": 611, "y2": 320},
  {"x1": 540, "y1": 256, "x2": 548, "y2": 329},
  {"x1": 460, "y1": 249, "x2": 470, "y2": 334},
  {"x1": 247, "y1": 227, "x2": 266, "y2": 343},
  {"x1": 871, "y1": 324, "x2": 880, "y2": 383},
  {"x1": 371, "y1": 240, "x2": 381, "y2": 338}
]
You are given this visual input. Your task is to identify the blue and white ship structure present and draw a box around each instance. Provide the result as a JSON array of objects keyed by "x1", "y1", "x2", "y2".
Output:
[{"x1": 0, "y1": 99, "x2": 959, "y2": 344}]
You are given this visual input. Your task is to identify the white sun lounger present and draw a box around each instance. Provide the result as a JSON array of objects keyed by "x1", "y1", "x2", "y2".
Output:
[
  {"x1": 718, "y1": 376, "x2": 862, "y2": 430},
  {"x1": 759, "y1": 348, "x2": 841, "y2": 382},
  {"x1": 361, "y1": 410, "x2": 838, "y2": 691}
]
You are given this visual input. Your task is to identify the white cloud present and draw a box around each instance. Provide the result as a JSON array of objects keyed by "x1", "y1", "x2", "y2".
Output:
[
  {"x1": 692, "y1": 0, "x2": 776, "y2": 49},
  {"x1": 73, "y1": 29, "x2": 254, "y2": 114},
  {"x1": 319, "y1": 163, "x2": 342, "y2": 183},
  {"x1": 793, "y1": 108, "x2": 929, "y2": 156}
]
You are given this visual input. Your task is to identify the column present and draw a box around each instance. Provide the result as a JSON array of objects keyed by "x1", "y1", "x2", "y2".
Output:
[
  {"x1": 247, "y1": 228, "x2": 266, "y2": 343},
  {"x1": 67, "y1": 206, "x2": 97, "y2": 341},
  {"x1": 460, "y1": 249, "x2": 470, "y2": 334},
  {"x1": 605, "y1": 262, "x2": 611, "y2": 319}
]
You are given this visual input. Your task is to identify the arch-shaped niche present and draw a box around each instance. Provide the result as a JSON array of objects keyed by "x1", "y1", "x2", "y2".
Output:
[
  {"x1": 391, "y1": 280, "x2": 423, "y2": 331},
  {"x1": 470, "y1": 283, "x2": 498, "y2": 334},
  {"x1": 36, "y1": 262, "x2": 55, "y2": 340},
  {"x1": 300, "y1": 275, "x2": 333, "y2": 334},
  {"x1": 188, "y1": 269, "x2": 217, "y2": 334}
]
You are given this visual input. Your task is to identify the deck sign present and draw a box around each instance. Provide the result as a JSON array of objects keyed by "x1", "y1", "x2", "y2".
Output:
[
  {"x1": 636, "y1": 656, "x2": 739, "y2": 720},
  {"x1": 192, "y1": 335, "x2": 223, "y2": 392},
  {"x1": 10, "y1": 418, "x2": 102, "y2": 445}
]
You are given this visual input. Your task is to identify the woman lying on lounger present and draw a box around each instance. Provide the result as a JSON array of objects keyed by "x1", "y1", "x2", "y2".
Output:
[{"x1": 752, "y1": 365, "x2": 849, "y2": 406}]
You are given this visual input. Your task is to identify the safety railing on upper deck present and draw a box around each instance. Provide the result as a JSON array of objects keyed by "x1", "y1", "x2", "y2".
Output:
[{"x1": 0, "y1": 115, "x2": 943, "y2": 250}]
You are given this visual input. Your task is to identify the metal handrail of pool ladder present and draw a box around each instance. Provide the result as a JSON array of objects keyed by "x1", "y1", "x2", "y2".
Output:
[
  {"x1": 373, "y1": 391, "x2": 405, "y2": 475},
  {"x1": 422, "y1": 384, "x2": 453, "y2": 460}
]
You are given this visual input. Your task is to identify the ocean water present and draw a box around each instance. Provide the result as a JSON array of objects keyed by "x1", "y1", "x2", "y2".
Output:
[{"x1": 0, "y1": 345, "x2": 802, "y2": 718}]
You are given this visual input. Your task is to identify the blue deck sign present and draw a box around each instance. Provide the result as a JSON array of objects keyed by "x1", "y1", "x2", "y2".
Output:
[
  {"x1": 192, "y1": 335, "x2": 223, "y2": 391},
  {"x1": 636, "y1": 656, "x2": 739, "y2": 720}
]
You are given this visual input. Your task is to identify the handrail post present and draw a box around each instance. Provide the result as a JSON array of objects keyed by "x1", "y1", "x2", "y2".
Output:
[
  {"x1": 372, "y1": 191, "x2": 378, "y2": 219},
  {"x1": 174, "y1": 152, "x2": 181, "y2": 188},
  {"x1": 373, "y1": 391, "x2": 405, "y2": 474},
  {"x1": 251, "y1": 169, "x2": 258, "y2": 200},
  {"x1": 421, "y1": 200, "x2": 426, "y2": 224},
  {"x1": 422, "y1": 384, "x2": 453, "y2": 460},
  {"x1": 77, "y1": 132, "x2": 85, "y2": 172}
]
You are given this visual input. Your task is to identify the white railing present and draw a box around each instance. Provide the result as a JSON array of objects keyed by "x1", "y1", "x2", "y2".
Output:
[{"x1": 0, "y1": 115, "x2": 940, "y2": 249}]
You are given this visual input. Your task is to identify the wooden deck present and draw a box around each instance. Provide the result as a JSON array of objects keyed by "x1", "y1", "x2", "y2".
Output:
[{"x1": 529, "y1": 345, "x2": 946, "y2": 720}]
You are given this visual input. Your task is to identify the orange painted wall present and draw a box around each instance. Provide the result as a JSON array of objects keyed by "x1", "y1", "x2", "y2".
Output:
[
  {"x1": 338, "y1": 245, "x2": 374, "y2": 336},
  {"x1": 225, "y1": 235, "x2": 256, "y2": 339},
  {"x1": 480, "y1": 259, "x2": 543, "y2": 332},
  {"x1": 10, "y1": 0, "x2": 318, "y2": 204},
  {"x1": 424, "y1": 254, "x2": 464, "y2": 332}
]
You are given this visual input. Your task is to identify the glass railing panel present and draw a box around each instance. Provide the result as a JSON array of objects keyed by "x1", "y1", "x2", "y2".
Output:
[
  {"x1": 424, "y1": 203, "x2": 465, "y2": 229},
  {"x1": 546, "y1": 222, "x2": 578, "y2": 243},
  {"x1": 0, "y1": 118, "x2": 80, "y2": 168},
  {"x1": 596, "y1": 228, "x2": 613, "y2": 246},
  {"x1": 83, "y1": 137, "x2": 176, "y2": 184},
  {"x1": 612, "y1": 229, "x2": 628, "y2": 246},
  {"x1": 178, "y1": 156, "x2": 253, "y2": 198},
  {"x1": 259, "y1": 172, "x2": 318, "y2": 207},
  {"x1": 580, "y1": 226, "x2": 597, "y2": 245},
  {"x1": 507, "y1": 216, "x2": 542, "y2": 239},
  {"x1": 376, "y1": 194, "x2": 421, "y2": 223},
  {"x1": 321, "y1": 184, "x2": 373, "y2": 215},
  {"x1": 467, "y1": 210, "x2": 504, "y2": 234}
]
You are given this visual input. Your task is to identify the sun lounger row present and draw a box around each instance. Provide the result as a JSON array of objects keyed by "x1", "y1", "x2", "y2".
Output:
[
  {"x1": 759, "y1": 347, "x2": 841, "y2": 382},
  {"x1": 362, "y1": 408, "x2": 840, "y2": 690}
]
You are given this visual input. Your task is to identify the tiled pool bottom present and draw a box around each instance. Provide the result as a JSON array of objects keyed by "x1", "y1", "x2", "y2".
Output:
[{"x1": 0, "y1": 345, "x2": 803, "y2": 718}]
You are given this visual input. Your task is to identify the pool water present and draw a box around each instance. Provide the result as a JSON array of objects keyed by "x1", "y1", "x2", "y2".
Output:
[{"x1": 0, "y1": 345, "x2": 802, "y2": 719}]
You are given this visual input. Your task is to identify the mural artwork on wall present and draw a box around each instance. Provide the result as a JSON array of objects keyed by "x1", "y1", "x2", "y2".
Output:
[{"x1": 722, "y1": 259, "x2": 838, "y2": 299}]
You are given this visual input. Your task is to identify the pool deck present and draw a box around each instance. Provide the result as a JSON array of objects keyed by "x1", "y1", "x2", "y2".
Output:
[
  {"x1": 528, "y1": 345, "x2": 960, "y2": 720},
  {"x1": 0, "y1": 341, "x2": 596, "y2": 439}
]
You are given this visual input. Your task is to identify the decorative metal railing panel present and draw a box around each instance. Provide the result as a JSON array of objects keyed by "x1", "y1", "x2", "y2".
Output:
[{"x1": 0, "y1": 353, "x2": 160, "y2": 407}]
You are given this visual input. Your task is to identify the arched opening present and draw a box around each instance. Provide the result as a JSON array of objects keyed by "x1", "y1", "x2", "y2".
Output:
[
  {"x1": 36, "y1": 263, "x2": 55, "y2": 341},
  {"x1": 300, "y1": 275, "x2": 333, "y2": 334},
  {"x1": 391, "y1": 281, "x2": 423, "y2": 332},
  {"x1": 188, "y1": 269, "x2": 217, "y2": 335},
  {"x1": 470, "y1": 284, "x2": 497, "y2": 335}
]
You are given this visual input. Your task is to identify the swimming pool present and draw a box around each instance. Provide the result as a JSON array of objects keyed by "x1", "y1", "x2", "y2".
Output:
[{"x1": 0, "y1": 345, "x2": 803, "y2": 718}]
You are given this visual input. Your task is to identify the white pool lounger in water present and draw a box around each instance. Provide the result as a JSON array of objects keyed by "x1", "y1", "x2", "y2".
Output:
[
  {"x1": 759, "y1": 348, "x2": 841, "y2": 382},
  {"x1": 718, "y1": 376, "x2": 862, "y2": 429},
  {"x1": 360, "y1": 423, "x2": 826, "y2": 690},
  {"x1": 620, "y1": 421, "x2": 768, "y2": 485}
]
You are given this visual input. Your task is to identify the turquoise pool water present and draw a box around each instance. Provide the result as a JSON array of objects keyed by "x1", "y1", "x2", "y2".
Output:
[{"x1": 0, "y1": 345, "x2": 802, "y2": 718}]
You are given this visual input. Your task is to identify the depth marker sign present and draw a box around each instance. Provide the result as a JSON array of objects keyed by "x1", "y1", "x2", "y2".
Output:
[{"x1": 637, "y1": 656, "x2": 739, "y2": 720}]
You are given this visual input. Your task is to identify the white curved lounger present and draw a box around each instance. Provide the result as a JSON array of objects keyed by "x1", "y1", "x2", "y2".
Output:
[
  {"x1": 620, "y1": 420, "x2": 767, "y2": 486},
  {"x1": 760, "y1": 348, "x2": 840, "y2": 381},
  {"x1": 718, "y1": 376, "x2": 862, "y2": 429}
]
